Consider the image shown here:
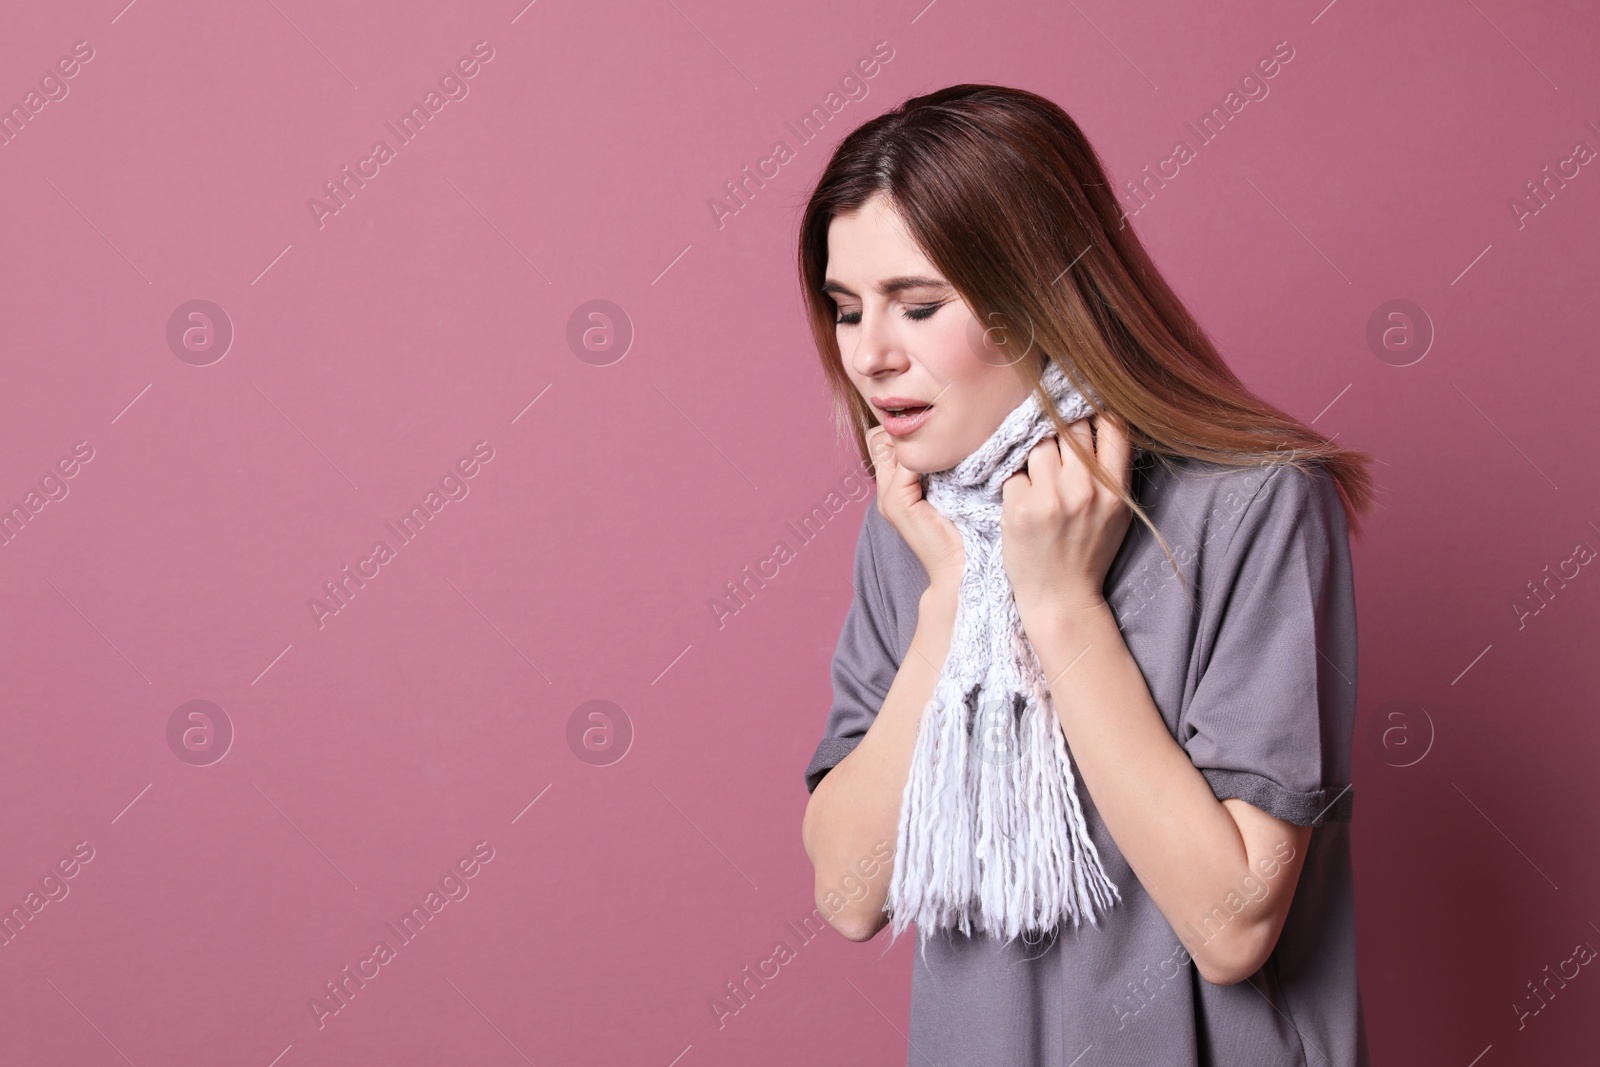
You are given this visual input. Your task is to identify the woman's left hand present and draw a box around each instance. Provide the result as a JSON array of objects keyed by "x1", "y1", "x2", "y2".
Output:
[{"x1": 1000, "y1": 412, "x2": 1135, "y2": 634}]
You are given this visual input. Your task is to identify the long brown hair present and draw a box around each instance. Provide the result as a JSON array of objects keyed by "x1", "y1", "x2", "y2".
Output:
[{"x1": 797, "y1": 83, "x2": 1375, "y2": 587}]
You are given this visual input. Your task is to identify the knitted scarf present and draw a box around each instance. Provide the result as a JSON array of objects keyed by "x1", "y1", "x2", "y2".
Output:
[{"x1": 884, "y1": 358, "x2": 1123, "y2": 947}]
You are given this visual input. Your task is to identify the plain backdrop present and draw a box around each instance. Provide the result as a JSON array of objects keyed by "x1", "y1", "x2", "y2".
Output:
[{"x1": 1, "y1": 0, "x2": 1597, "y2": 1064}]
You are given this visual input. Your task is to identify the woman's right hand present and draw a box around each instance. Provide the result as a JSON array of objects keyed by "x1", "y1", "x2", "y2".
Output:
[{"x1": 866, "y1": 425, "x2": 967, "y2": 590}]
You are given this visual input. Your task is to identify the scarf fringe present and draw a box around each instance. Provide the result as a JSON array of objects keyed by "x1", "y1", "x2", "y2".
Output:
[{"x1": 884, "y1": 678, "x2": 1123, "y2": 946}]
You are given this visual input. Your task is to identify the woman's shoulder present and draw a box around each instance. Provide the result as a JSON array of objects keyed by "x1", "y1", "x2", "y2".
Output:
[{"x1": 1139, "y1": 449, "x2": 1344, "y2": 552}]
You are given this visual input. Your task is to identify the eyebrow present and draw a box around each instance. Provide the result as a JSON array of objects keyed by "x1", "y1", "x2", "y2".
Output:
[{"x1": 820, "y1": 275, "x2": 952, "y2": 299}]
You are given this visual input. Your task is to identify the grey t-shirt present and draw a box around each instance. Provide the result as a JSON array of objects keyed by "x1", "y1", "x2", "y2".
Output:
[{"x1": 804, "y1": 451, "x2": 1369, "y2": 1067}]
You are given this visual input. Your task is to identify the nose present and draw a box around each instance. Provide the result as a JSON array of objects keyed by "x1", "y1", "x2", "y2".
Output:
[{"x1": 848, "y1": 303, "x2": 904, "y2": 379}]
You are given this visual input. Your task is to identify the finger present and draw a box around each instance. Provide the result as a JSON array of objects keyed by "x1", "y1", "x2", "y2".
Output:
[
  {"x1": 869, "y1": 428, "x2": 927, "y2": 503},
  {"x1": 866, "y1": 427, "x2": 898, "y2": 503},
  {"x1": 866, "y1": 426, "x2": 896, "y2": 478},
  {"x1": 1063, "y1": 416, "x2": 1094, "y2": 465},
  {"x1": 1051, "y1": 418, "x2": 1096, "y2": 498},
  {"x1": 1023, "y1": 435, "x2": 1060, "y2": 482}
]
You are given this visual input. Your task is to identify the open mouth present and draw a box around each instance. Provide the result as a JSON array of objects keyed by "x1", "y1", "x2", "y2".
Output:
[{"x1": 882, "y1": 404, "x2": 934, "y2": 435}]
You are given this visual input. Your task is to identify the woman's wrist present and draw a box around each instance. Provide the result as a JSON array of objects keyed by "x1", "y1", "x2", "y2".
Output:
[{"x1": 920, "y1": 576, "x2": 961, "y2": 612}]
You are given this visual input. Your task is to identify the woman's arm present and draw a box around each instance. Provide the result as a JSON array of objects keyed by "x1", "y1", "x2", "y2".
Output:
[
  {"x1": 1001, "y1": 415, "x2": 1314, "y2": 986},
  {"x1": 800, "y1": 579, "x2": 958, "y2": 942},
  {"x1": 1028, "y1": 598, "x2": 1313, "y2": 985}
]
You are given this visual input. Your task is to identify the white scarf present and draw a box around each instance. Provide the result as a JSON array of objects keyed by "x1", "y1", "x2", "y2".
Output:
[{"x1": 885, "y1": 359, "x2": 1123, "y2": 945}]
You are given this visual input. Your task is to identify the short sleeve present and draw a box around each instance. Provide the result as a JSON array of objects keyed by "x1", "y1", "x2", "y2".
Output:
[
  {"x1": 1178, "y1": 460, "x2": 1357, "y2": 826},
  {"x1": 803, "y1": 508, "x2": 902, "y2": 795}
]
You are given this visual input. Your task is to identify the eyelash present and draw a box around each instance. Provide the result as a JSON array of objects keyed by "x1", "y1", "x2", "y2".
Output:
[{"x1": 834, "y1": 303, "x2": 942, "y2": 327}]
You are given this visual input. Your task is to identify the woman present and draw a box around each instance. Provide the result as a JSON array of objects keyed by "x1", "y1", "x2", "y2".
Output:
[{"x1": 797, "y1": 84, "x2": 1374, "y2": 1066}]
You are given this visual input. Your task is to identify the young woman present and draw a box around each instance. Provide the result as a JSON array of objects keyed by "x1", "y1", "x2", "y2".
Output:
[{"x1": 797, "y1": 84, "x2": 1374, "y2": 1066}]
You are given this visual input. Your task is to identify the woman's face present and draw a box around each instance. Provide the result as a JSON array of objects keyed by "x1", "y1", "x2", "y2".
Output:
[{"x1": 824, "y1": 194, "x2": 1037, "y2": 474}]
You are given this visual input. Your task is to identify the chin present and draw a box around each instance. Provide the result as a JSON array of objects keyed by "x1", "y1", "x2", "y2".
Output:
[{"x1": 893, "y1": 440, "x2": 960, "y2": 475}]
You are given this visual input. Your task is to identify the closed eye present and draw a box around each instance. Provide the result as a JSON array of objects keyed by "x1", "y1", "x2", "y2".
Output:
[{"x1": 834, "y1": 302, "x2": 943, "y2": 326}]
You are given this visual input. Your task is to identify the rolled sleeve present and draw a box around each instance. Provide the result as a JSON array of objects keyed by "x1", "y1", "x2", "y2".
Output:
[
  {"x1": 1178, "y1": 460, "x2": 1357, "y2": 826},
  {"x1": 804, "y1": 508, "x2": 901, "y2": 795}
]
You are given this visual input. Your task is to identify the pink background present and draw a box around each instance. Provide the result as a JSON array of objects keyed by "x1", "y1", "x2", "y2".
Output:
[{"x1": 2, "y1": 0, "x2": 1598, "y2": 1063}]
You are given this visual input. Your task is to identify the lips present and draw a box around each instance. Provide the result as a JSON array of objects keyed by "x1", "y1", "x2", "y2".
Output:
[
  {"x1": 871, "y1": 396, "x2": 933, "y2": 415},
  {"x1": 873, "y1": 397, "x2": 935, "y2": 437}
]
